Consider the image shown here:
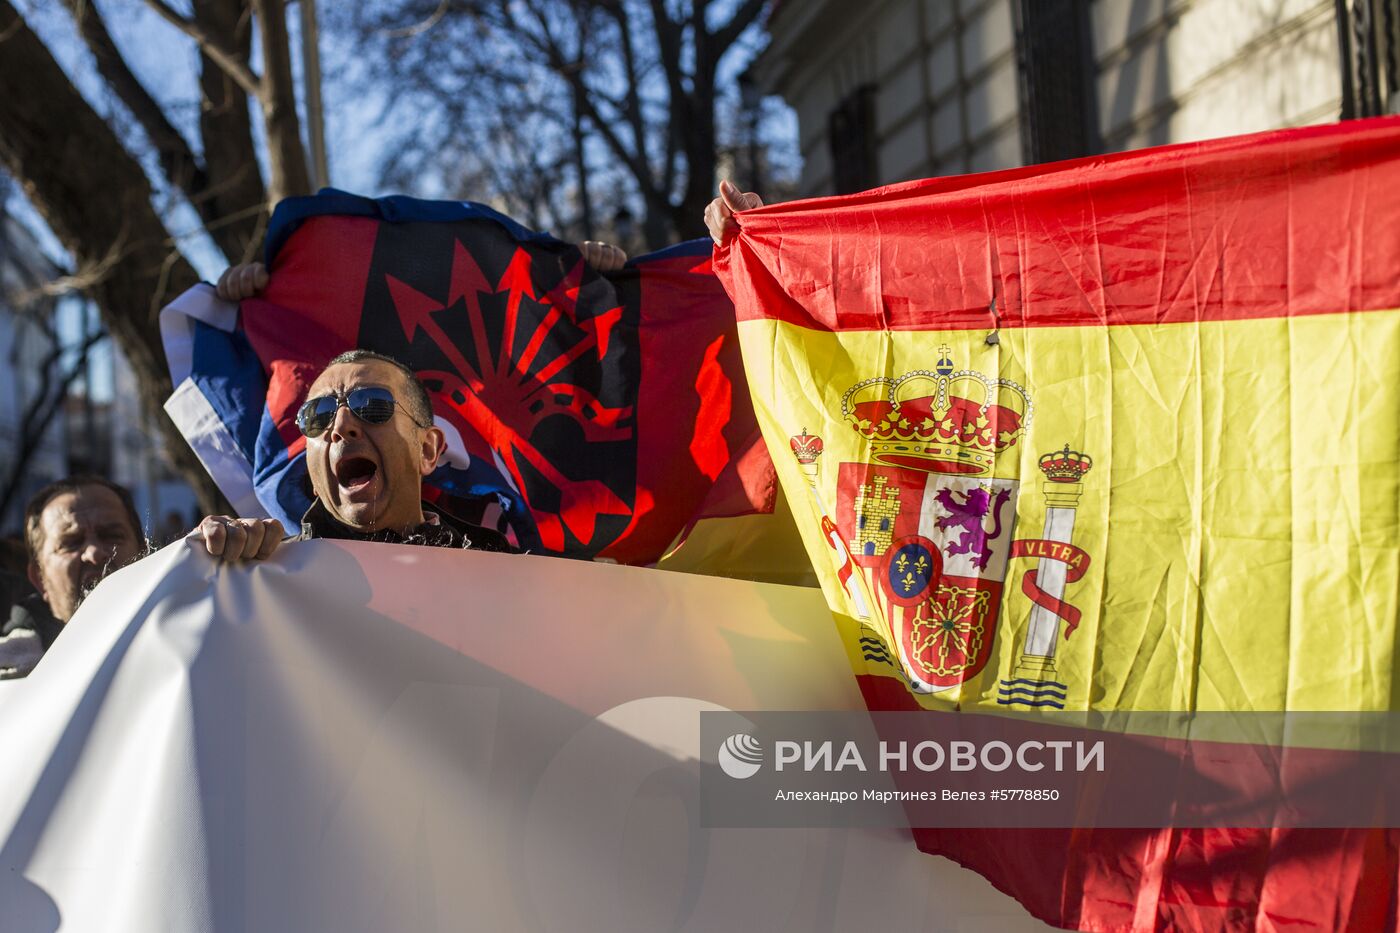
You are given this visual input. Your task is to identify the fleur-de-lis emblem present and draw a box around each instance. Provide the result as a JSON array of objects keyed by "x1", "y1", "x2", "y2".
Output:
[{"x1": 882, "y1": 537, "x2": 944, "y2": 610}]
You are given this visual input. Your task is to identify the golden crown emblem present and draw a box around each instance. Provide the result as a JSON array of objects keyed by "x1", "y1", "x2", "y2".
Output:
[
  {"x1": 841, "y1": 346, "x2": 1032, "y2": 476},
  {"x1": 1039, "y1": 444, "x2": 1092, "y2": 483},
  {"x1": 789, "y1": 428, "x2": 825, "y2": 465}
]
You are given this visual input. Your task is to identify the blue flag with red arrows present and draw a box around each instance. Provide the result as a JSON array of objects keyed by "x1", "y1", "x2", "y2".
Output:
[{"x1": 161, "y1": 190, "x2": 773, "y2": 562}]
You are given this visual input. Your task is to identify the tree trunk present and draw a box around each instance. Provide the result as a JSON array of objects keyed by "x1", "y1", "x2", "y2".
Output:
[
  {"x1": 571, "y1": 86, "x2": 595, "y2": 240},
  {"x1": 642, "y1": 194, "x2": 672, "y2": 250},
  {"x1": 252, "y1": 0, "x2": 312, "y2": 205},
  {"x1": 63, "y1": 0, "x2": 268, "y2": 266},
  {"x1": 0, "y1": 1, "x2": 230, "y2": 516},
  {"x1": 193, "y1": 0, "x2": 269, "y2": 263},
  {"x1": 675, "y1": 145, "x2": 715, "y2": 242}
]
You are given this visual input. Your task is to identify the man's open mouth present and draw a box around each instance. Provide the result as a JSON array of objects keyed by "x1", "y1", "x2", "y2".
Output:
[{"x1": 335, "y1": 456, "x2": 378, "y2": 493}]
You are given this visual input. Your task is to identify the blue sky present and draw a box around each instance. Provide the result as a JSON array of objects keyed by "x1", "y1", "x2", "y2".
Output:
[{"x1": 4, "y1": 0, "x2": 799, "y2": 401}]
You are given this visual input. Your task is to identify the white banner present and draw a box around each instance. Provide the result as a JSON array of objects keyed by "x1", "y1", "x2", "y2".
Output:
[{"x1": 0, "y1": 540, "x2": 1046, "y2": 932}]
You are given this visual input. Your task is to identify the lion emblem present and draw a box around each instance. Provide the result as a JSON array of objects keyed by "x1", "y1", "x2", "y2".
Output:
[{"x1": 933, "y1": 485, "x2": 1012, "y2": 571}]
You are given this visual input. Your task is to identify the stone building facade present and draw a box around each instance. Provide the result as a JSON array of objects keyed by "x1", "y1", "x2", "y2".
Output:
[{"x1": 755, "y1": 0, "x2": 1388, "y2": 197}]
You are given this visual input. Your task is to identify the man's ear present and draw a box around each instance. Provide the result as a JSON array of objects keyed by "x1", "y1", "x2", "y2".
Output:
[
  {"x1": 26, "y1": 561, "x2": 44, "y2": 598},
  {"x1": 419, "y1": 426, "x2": 446, "y2": 476}
]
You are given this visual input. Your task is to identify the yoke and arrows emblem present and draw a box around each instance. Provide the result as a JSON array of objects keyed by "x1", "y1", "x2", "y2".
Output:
[{"x1": 380, "y1": 235, "x2": 635, "y2": 555}]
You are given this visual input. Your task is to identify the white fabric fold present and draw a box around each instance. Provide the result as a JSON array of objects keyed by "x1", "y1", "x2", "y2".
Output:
[{"x1": 0, "y1": 540, "x2": 1044, "y2": 931}]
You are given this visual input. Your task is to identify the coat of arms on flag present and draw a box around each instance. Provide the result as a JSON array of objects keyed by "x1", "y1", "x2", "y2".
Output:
[{"x1": 785, "y1": 344, "x2": 1094, "y2": 702}]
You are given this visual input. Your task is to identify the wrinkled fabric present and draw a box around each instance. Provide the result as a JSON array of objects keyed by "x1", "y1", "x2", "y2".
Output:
[
  {"x1": 0, "y1": 539, "x2": 1051, "y2": 931},
  {"x1": 717, "y1": 116, "x2": 1400, "y2": 931}
]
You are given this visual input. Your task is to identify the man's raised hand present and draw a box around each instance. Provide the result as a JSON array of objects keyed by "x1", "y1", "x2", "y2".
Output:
[
  {"x1": 578, "y1": 240, "x2": 628, "y2": 272},
  {"x1": 705, "y1": 179, "x2": 764, "y2": 245},
  {"x1": 215, "y1": 262, "x2": 269, "y2": 302},
  {"x1": 197, "y1": 516, "x2": 284, "y2": 561}
]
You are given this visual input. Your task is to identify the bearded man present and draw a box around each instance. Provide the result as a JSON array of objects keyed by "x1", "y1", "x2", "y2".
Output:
[{"x1": 0, "y1": 477, "x2": 145, "y2": 678}]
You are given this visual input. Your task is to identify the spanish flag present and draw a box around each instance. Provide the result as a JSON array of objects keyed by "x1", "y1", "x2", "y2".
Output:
[{"x1": 716, "y1": 118, "x2": 1400, "y2": 930}]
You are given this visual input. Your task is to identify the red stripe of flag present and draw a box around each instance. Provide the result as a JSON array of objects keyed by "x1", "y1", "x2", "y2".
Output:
[{"x1": 718, "y1": 116, "x2": 1400, "y2": 333}]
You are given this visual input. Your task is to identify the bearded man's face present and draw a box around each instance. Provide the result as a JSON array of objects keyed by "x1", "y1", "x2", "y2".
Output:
[{"x1": 29, "y1": 486, "x2": 143, "y2": 622}]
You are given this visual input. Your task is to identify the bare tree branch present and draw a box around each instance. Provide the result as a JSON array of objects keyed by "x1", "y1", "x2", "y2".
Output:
[
  {"x1": 191, "y1": 0, "x2": 268, "y2": 261},
  {"x1": 570, "y1": 11, "x2": 595, "y2": 238},
  {"x1": 341, "y1": 0, "x2": 772, "y2": 247},
  {"x1": 378, "y1": 0, "x2": 449, "y2": 38},
  {"x1": 8, "y1": 231, "x2": 128, "y2": 304},
  {"x1": 712, "y1": 0, "x2": 767, "y2": 54},
  {"x1": 507, "y1": 3, "x2": 659, "y2": 204},
  {"x1": 46, "y1": 1, "x2": 268, "y2": 264},
  {"x1": 251, "y1": 0, "x2": 311, "y2": 203},
  {"x1": 63, "y1": 0, "x2": 206, "y2": 197},
  {"x1": 606, "y1": 3, "x2": 654, "y2": 179},
  {"x1": 140, "y1": 0, "x2": 262, "y2": 97},
  {"x1": 0, "y1": 0, "x2": 228, "y2": 514},
  {"x1": 0, "y1": 304, "x2": 108, "y2": 525}
]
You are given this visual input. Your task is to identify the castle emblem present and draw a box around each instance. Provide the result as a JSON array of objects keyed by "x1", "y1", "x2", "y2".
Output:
[{"x1": 853, "y1": 475, "x2": 899, "y2": 556}]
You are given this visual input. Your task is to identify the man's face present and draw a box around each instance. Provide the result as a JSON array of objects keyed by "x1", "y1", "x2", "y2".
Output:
[
  {"x1": 28, "y1": 486, "x2": 143, "y2": 623},
  {"x1": 303, "y1": 360, "x2": 443, "y2": 533}
]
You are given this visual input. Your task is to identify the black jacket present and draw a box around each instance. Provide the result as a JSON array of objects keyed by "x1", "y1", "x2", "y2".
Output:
[
  {"x1": 2, "y1": 593, "x2": 62, "y2": 649},
  {"x1": 0, "y1": 593, "x2": 60, "y2": 679},
  {"x1": 297, "y1": 498, "x2": 517, "y2": 553}
]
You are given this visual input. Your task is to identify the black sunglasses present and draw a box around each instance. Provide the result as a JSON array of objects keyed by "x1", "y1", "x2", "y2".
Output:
[{"x1": 296, "y1": 386, "x2": 428, "y2": 438}]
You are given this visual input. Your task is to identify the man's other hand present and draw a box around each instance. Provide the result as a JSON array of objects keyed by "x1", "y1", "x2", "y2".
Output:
[
  {"x1": 578, "y1": 240, "x2": 628, "y2": 272},
  {"x1": 705, "y1": 179, "x2": 764, "y2": 245},
  {"x1": 197, "y1": 516, "x2": 284, "y2": 561},
  {"x1": 215, "y1": 262, "x2": 269, "y2": 301}
]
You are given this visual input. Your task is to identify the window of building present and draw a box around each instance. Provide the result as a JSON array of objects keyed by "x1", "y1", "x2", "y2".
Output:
[
  {"x1": 829, "y1": 84, "x2": 878, "y2": 194},
  {"x1": 1013, "y1": 0, "x2": 1099, "y2": 164},
  {"x1": 1336, "y1": 0, "x2": 1400, "y2": 118}
]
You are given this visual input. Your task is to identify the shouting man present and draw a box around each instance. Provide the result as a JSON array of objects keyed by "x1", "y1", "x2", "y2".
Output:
[{"x1": 199, "y1": 349, "x2": 515, "y2": 560}]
